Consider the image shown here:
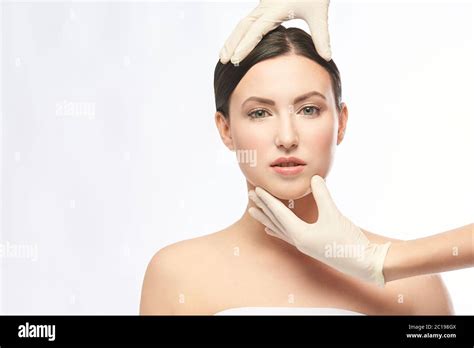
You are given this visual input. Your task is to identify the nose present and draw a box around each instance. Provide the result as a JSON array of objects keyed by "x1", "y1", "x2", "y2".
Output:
[{"x1": 274, "y1": 111, "x2": 299, "y2": 150}]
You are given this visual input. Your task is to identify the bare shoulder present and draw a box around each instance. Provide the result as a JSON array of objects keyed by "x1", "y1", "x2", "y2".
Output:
[
  {"x1": 361, "y1": 227, "x2": 454, "y2": 315},
  {"x1": 139, "y1": 231, "x2": 225, "y2": 315}
]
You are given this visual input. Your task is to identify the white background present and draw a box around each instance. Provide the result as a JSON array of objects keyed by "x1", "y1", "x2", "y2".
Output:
[{"x1": 0, "y1": 0, "x2": 473, "y2": 314}]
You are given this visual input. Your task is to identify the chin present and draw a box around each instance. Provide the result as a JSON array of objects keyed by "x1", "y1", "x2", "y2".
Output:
[
  {"x1": 267, "y1": 186, "x2": 312, "y2": 200},
  {"x1": 248, "y1": 175, "x2": 313, "y2": 201}
]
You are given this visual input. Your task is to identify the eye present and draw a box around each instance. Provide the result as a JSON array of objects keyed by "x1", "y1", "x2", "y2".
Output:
[
  {"x1": 298, "y1": 105, "x2": 321, "y2": 117},
  {"x1": 247, "y1": 108, "x2": 271, "y2": 120}
]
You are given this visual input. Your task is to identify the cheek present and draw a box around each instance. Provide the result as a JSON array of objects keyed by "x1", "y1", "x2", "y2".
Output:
[
  {"x1": 230, "y1": 117, "x2": 269, "y2": 154},
  {"x1": 302, "y1": 124, "x2": 335, "y2": 153},
  {"x1": 299, "y1": 118, "x2": 338, "y2": 174},
  {"x1": 230, "y1": 121, "x2": 268, "y2": 182}
]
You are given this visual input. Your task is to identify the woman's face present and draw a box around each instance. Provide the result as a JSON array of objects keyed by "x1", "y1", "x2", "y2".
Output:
[{"x1": 217, "y1": 54, "x2": 348, "y2": 200}]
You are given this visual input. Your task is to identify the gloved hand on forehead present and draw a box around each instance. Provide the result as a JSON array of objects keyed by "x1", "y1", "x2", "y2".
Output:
[
  {"x1": 220, "y1": 0, "x2": 332, "y2": 65},
  {"x1": 248, "y1": 175, "x2": 392, "y2": 287}
]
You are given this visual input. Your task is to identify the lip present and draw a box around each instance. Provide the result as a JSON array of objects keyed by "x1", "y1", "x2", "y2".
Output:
[
  {"x1": 270, "y1": 156, "x2": 306, "y2": 176},
  {"x1": 271, "y1": 165, "x2": 305, "y2": 176},
  {"x1": 270, "y1": 156, "x2": 307, "y2": 167}
]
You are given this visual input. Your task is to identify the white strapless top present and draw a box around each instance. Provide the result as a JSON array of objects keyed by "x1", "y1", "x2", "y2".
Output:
[{"x1": 214, "y1": 306, "x2": 365, "y2": 316}]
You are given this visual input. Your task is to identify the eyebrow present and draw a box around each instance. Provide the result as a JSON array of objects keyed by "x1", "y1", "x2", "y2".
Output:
[{"x1": 241, "y1": 90, "x2": 326, "y2": 108}]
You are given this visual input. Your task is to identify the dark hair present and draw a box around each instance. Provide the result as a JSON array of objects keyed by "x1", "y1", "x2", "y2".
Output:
[{"x1": 214, "y1": 25, "x2": 342, "y2": 121}]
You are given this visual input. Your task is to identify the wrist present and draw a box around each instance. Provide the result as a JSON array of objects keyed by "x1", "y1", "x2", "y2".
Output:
[
  {"x1": 371, "y1": 241, "x2": 392, "y2": 287},
  {"x1": 382, "y1": 240, "x2": 407, "y2": 283}
]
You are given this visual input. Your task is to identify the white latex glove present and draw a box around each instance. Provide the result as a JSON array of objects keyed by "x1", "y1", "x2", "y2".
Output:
[
  {"x1": 248, "y1": 175, "x2": 392, "y2": 287},
  {"x1": 220, "y1": 0, "x2": 332, "y2": 65}
]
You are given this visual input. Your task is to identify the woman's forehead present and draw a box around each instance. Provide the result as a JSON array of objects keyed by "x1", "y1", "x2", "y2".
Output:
[{"x1": 231, "y1": 55, "x2": 333, "y2": 107}]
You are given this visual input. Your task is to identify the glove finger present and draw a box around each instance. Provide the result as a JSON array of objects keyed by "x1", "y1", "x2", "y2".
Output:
[
  {"x1": 265, "y1": 227, "x2": 293, "y2": 245},
  {"x1": 254, "y1": 186, "x2": 303, "y2": 233},
  {"x1": 220, "y1": 7, "x2": 262, "y2": 64},
  {"x1": 231, "y1": 15, "x2": 281, "y2": 64},
  {"x1": 248, "y1": 206, "x2": 292, "y2": 244},
  {"x1": 249, "y1": 190, "x2": 287, "y2": 235},
  {"x1": 310, "y1": 175, "x2": 339, "y2": 221},
  {"x1": 307, "y1": 6, "x2": 332, "y2": 61}
]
